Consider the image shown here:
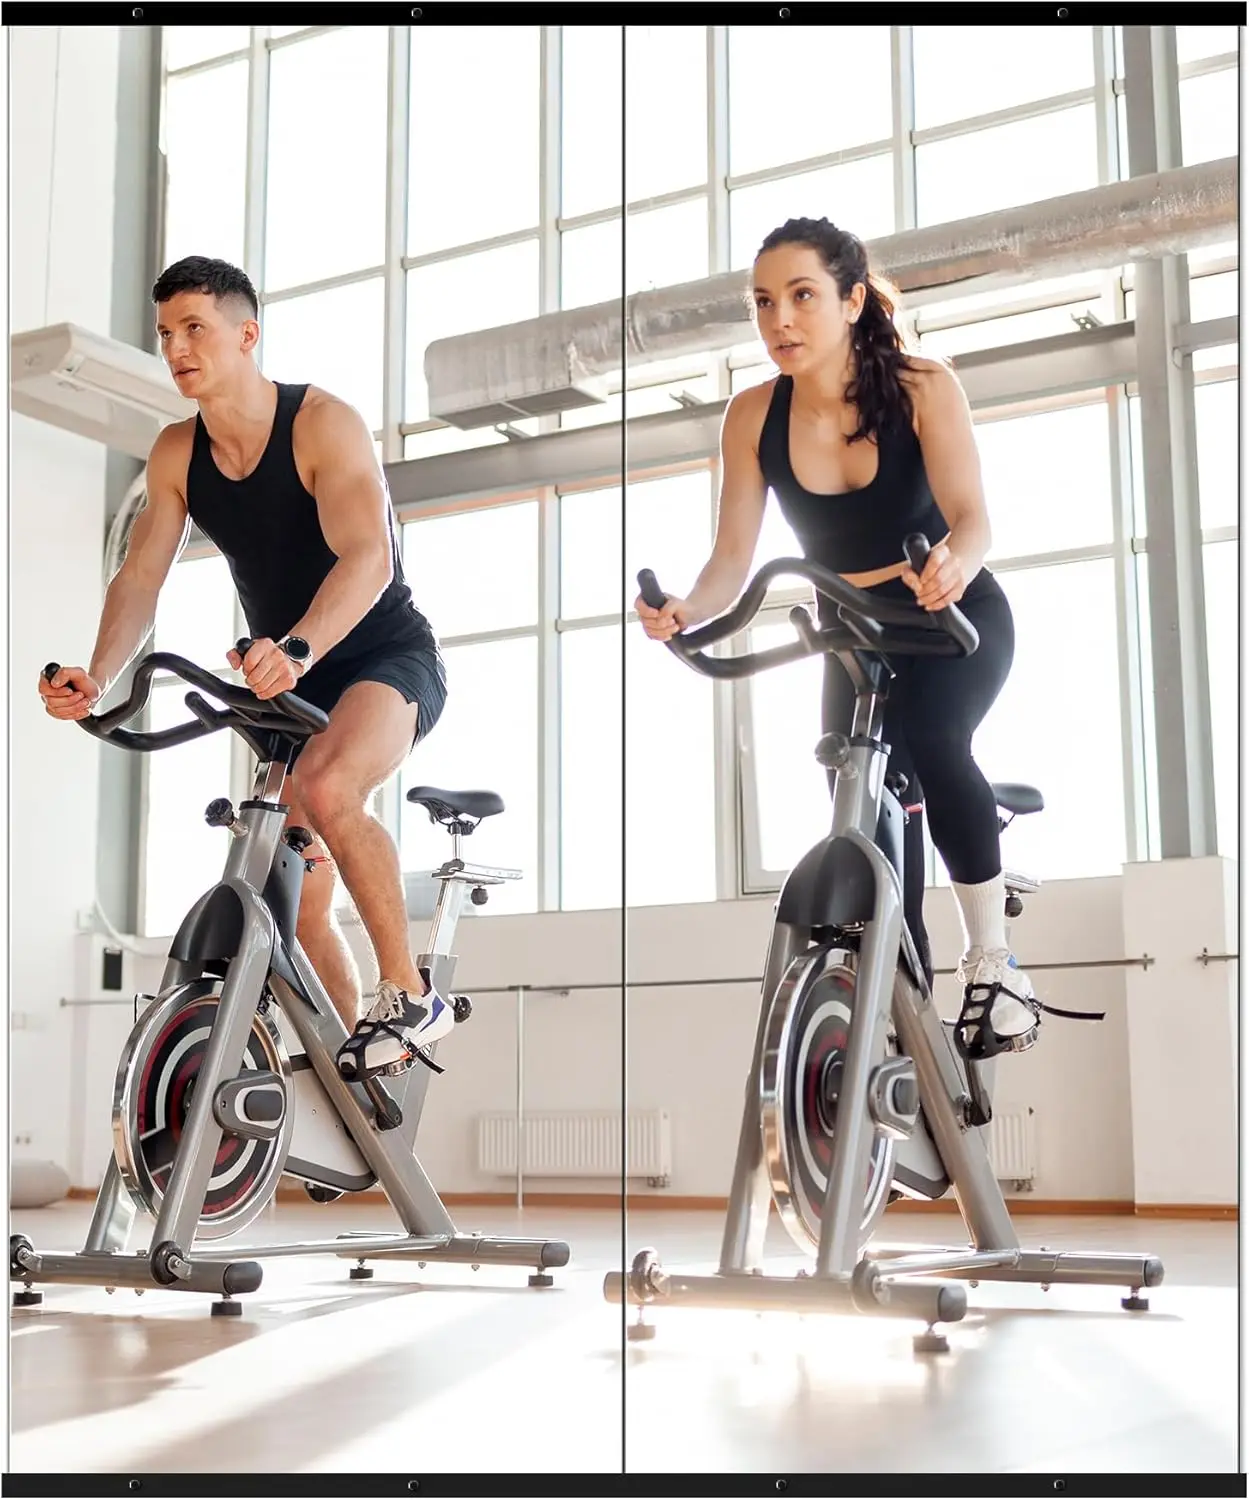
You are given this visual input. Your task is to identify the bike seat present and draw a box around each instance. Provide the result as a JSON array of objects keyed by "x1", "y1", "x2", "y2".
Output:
[
  {"x1": 405, "y1": 786, "x2": 505, "y2": 821},
  {"x1": 991, "y1": 782, "x2": 1044, "y2": 816}
]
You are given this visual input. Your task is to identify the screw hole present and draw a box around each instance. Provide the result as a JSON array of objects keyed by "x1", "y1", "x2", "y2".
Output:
[
  {"x1": 779, "y1": 6, "x2": 792, "y2": 15},
  {"x1": 1057, "y1": 5, "x2": 1069, "y2": 14},
  {"x1": 131, "y1": 5, "x2": 143, "y2": 16},
  {"x1": 411, "y1": 6, "x2": 423, "y2": 15}
]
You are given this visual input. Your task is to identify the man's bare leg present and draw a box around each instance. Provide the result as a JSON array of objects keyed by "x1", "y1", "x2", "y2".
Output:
[
  {"x1": 286, "y1": 793, "x2": 364, "y2": 1031},
  {"x1": 290, "y1": 682, "x2": 423, "y2": 1001}
]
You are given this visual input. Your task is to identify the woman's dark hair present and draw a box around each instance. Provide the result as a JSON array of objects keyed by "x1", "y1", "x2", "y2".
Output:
[
  {"x1": 151, "y1": 256, "x2": 259, "y2": 320},
  {"x1": 756, "y1": 217, "x2": 916, "y2": 444}
]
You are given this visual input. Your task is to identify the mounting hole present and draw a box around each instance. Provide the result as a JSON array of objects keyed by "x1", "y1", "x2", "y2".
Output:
[
  {"x1": 779, "y1": 6, "x2": 791, "y2": 15},
  {"x1": 1057, "y1": 5, "x2": 1069, "y2": 13},
  {"x1": 411, "y1": 7, "x2": 422, "y2": 15},
  {"x1": 132, "y1": 6, "x2": 144, "y2": 16}
]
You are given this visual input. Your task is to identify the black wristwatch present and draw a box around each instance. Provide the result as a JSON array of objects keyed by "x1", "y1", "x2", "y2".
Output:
[{"x1": 279, "y1": 635, "x2": 313, "y2": 670}]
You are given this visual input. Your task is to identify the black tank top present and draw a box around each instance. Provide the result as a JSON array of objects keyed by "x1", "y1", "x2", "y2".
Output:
[
  {"x1": 759, "y1": 375, "x2": 949, "y2": 577},
  {"x1": 185, "y1": 382, "x2": 433, "y2": 664}
]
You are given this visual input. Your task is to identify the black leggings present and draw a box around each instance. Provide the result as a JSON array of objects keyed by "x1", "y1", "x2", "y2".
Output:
[{"x1": 821, "y1": 568, "x2": 1015, "y2": 983}]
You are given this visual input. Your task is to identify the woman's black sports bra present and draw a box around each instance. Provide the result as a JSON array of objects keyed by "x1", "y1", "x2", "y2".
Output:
[{"x1": 757, "y1": 375, "x2": 948, "y2": 575}]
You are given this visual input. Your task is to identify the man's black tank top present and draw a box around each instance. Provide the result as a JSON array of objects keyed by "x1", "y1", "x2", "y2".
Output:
[
  {"x1": 758, "y1": 375, "x2": 949, "y2": 578},
  {"x1": 185, "y1": 382, "x2": 433, "y2": 664}
]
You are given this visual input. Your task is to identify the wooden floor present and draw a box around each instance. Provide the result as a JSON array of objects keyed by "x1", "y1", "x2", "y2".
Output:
[{"x1": 8, "y1": 1200, "x2": 1239, "y2": 1475}]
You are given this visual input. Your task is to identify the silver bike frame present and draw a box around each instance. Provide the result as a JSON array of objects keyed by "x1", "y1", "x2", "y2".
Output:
[
  {"x1": 14, "y1": 754, "x2": 569, "y2": 1303},
  {"x1": 607, "y1": 656, "x2": 1163, "y2": 1328}
]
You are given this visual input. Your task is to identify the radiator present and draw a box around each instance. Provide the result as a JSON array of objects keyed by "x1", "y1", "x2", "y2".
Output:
[
  {"x1": 986, "y1": 1106, "x2": 1036, "y2": 1185},
  {"x1": 476, "y1": 1110, "x2": 672, "y2": 1183}
]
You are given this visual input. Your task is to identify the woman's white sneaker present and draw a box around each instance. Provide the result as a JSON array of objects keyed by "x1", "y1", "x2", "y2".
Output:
[{"x1": 953, "y1": 946, "x2": 1040, "y2": 1059}]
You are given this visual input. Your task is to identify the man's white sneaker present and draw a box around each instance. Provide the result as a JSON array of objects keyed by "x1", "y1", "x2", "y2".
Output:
[{"x1": 336, "y1": 974, "x2": 456, "y2": 1080}]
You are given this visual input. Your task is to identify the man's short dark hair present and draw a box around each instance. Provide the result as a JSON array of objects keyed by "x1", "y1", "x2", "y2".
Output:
[{"x1": 151, "y1": 256, "x2": 259, "y2": 320}]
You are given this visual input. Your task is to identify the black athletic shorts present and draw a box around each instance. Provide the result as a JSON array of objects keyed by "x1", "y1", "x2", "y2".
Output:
[{"x1": 288, "y1": 636, "x2": 447, "y2": 759}]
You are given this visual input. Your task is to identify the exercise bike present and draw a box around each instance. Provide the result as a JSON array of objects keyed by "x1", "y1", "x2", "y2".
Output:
[
  {"x1": 12, "y1": 644, "x2": 570, "y2": 1316},
  {"x1": 604, "y1": 537, "x2": 1162, "y2": 1353}
]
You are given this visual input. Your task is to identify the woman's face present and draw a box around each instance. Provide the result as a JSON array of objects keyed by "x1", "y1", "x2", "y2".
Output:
[{"x1": 752, "y1": 242, "x2": 865, "y2": 376}]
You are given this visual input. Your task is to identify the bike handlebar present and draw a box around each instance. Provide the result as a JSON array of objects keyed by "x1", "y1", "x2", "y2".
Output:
[
  {"x1": 638, "y1": 533, "x2": 979, "y2": 680},
  {"x1": 43, "y1": 637, "x2": 330, "y2": 753}
]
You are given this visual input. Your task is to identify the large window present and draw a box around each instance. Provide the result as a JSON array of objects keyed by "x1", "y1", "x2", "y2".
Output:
[
  {"x1": 146, "y1": 25, "x2": 1240, "y2": 930},
  {"x1": 141, "y1": 556, "x2": 238, "y2": 937}
]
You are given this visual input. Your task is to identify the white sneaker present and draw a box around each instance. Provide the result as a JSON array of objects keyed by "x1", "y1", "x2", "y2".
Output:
[
  {"x1": 336, "y1": 974, "x2": 456, "y2": 1080},
  {"x1": 953, "y1": 946, "x2": 1040, "y2": 1058}
]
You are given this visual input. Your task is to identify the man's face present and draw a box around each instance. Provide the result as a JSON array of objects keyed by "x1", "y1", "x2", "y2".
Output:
[{"x1": 155, "y1": 291, "x2": 255, "y2": 400}]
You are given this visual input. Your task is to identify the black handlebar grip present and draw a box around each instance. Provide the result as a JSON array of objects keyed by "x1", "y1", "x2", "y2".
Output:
[
  {"x1": 903, "y1": 533, "x2": 932, "y2": 574},
  {"x1": 637, "y1": 570, "x2": 667, "y2": 610},
  {"x1": 235, "y1": 637, "x2": 254, "y2": 660},
  {"x1": 43, "y1": 663, "x2": 60, "y2": 684}
]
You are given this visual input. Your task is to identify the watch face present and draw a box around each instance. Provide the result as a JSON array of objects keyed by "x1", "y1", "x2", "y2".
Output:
[{"x1": 283, "y1": 636, "x2": 311, "y2": 662}]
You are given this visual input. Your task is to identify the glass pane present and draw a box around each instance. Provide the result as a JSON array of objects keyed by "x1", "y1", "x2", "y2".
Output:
[
  {"x1": 1188, "y1": 270, "x2": 1239, "y2": 321},
  {"x1": 916, "y1": 106, "x2": 1098, "y2": 226},
  {"x1": 626, "y1": 624, "x2": 717, "y2": 906},
  {"x1": 561, "y1": 626, "x2": 623, "y2": 911},
  {"x1": 625, "y1": 27, "x2": 707, "y2": 201},
  {"x1": 627, "y1": 199, "x2": 708, "y2": 295},
  {"x1": 1202, "y1": 541, "x2": 1237, "y2": 858},
  {"x1": 729, "y1": 155, "x2": 895, "y2": 271},
  {"x1": 165, "y1": 27, "x2": 250, "y2": 71},
  {"x1": 142, "y1": 682, "x2": 234, "y2": 937},
  {"x1": 400, "y1": 637, "x2": 538, "y2": 915},
  {"x1": 403, "y1": 503, "x2": 538, "y2": 639},
  {"x1": 918, "y1": 300, "x2": 1104, "y2": 358},
  {"x1": 755, "y1": 490, "x2": 804, "y2": 573},
  {"x1": 1194, "y1": 378, "x2": 1238, "y2": 532},
  {"x1": 562, "y1": 219, "x2": 622, "y2": 309},
  {"x1": 163, "y1": 63, "x2": 249, "y2": 271},
  {"x1": 974, "y1": 401, "x2": 1114, "y2": 558},
  {"x1": 1180, "y1": 66, "x2": 1239, "y2": 165},
  {"x1": 981, "y1": 559, "x2": 1126, "y2": 878},
  {"x1": 402, "y1": 426, "x2": 508, "y2": 461},
  {"x1": 728, "y1": 26, "x2": 892, "y2": 176},
  {"x1": 1177, "y1": 26, "x2": 1241, "y2": 64},
  {"x1": 563, "y1": 27, "x2": 623, "y2": 219},
  {"x1": 626, "y1": 471, "x2": 714, "y2": 611},
  {"x1": 265, "y1": 28, "x2": 388, "y2": 290},
  {"x1": 262, "y1": 278, "x2": 385, "y2": 435},
  {"x1": 912, "y1": 26, "x2": 1095, "y2": 128},
  {"x1": 561, "y1": 486, "x2": 622, "y2": 619},
  {"x1": 408, "y1": 28, "x2": 540, "y2": 255},
  {"x1": 154, "y1": 554, "x2": 237, "y2": 671},
  {"x1": 746, "y1": 620, "x2": 828, "y2": 874},
  {"x1": 405, "y1": 240, "x2": 540, "y2": 422}
]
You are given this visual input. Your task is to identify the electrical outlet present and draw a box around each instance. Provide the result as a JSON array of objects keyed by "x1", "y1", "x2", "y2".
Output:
[{"x1": 13, "y1": 1133, "x2": 32, "y2": 1147}]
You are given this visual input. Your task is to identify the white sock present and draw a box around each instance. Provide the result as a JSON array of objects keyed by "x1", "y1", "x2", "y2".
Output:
[{"x1": 951, "y1": 873, "x2": 1008, "y2": 959}]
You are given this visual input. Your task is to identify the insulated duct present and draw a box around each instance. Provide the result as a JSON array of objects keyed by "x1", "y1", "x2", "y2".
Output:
[{"x1": 426, "y1": 157, "x2": 1238, "y2": 430}]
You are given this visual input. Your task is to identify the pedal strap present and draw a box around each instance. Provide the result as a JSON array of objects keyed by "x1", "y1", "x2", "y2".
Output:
[{"x1": 1035, "y1": 1000, "x2": 1106, "y2": 1022}]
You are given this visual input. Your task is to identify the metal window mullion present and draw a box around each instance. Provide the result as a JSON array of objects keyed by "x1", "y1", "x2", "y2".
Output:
[
  {"x1": 1106, "y1": 382, "x2": 1150, "y2": 862},
  {"x1": 402, "y1": 225, "x2": 541, "y2": 272},
  {"x1": 538, "y1": 27, "x2": 563, "y2": 911},
  {"x1": 261, "y1": 264, "x2": 385, "y2": 305},
  {"x1": 724, "y1": 135, "x2": 895, "y2": 195},
  {"x1": 707, "y1": 26, "x2": 729, "y2": 273},
  {"x1": 382, "y1": 27, "x2": 411, "y2": 467},
  {"x1": 243, "y1": 27, "x2": 269, "y2": 287},
  {"x1": 538, "y1": 488, "x2": 562, "y2": 913},
  {"x1": 910, "y1": 84, "x2": 1098, "y2": 148},
  {"x1": 891, "y1": 26, "x2": 917, "y2": 238}
]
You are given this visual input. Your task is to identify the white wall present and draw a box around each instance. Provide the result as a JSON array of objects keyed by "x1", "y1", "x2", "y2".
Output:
[
  {"x1": 87, "y1": 866, "x2": 1216, "y2": 1206},
  {"x1": 10, "y1": 26, "x2": 121, "y2": 1170}
]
